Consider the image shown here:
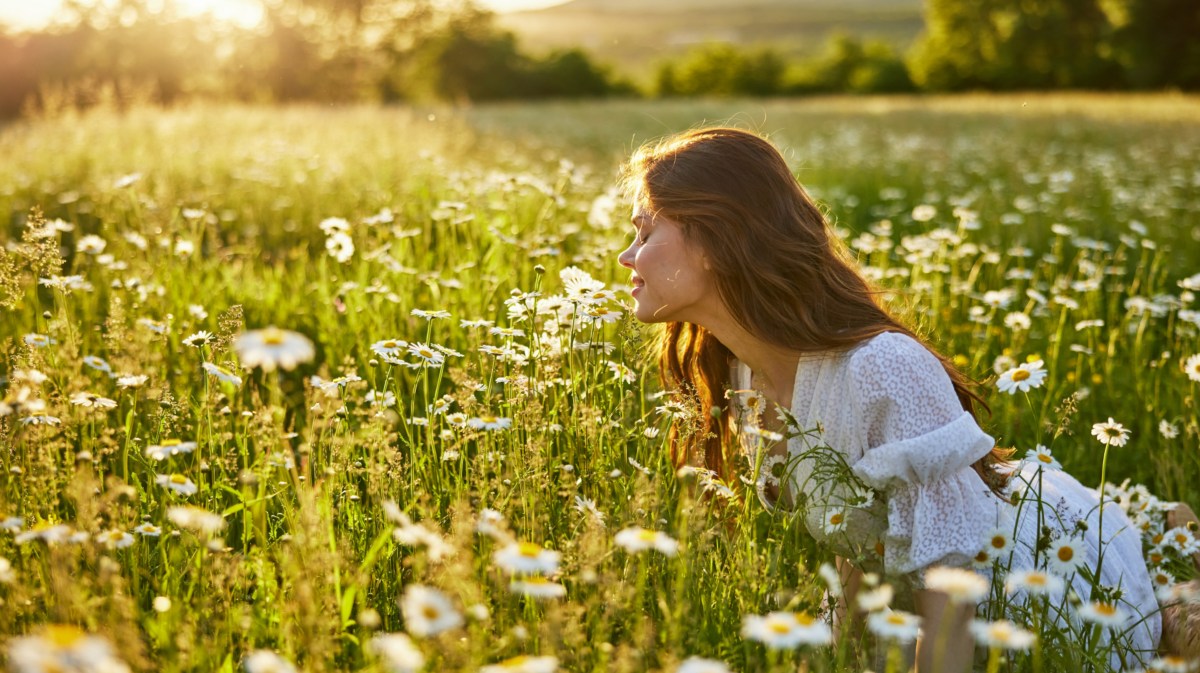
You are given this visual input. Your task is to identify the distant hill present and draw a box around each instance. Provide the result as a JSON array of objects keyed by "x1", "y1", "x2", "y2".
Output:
[{"x1": 495, "y1": 0, "x2": 925, "y2": 78}]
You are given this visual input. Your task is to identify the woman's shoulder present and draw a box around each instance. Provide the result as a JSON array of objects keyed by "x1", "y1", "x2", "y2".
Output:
[{"x1": 847, "y1": 331, "x2": 936, "y2": 369}]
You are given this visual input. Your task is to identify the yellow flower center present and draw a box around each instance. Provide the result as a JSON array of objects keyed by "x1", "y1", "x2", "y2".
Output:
[
  {"x1": 518, "y1": 542, "x2": 543, "y2": 558},
  {"x1": 794, "y1": 613, "x2": 815, "y2": 626},
  {"x1": 1057, "y1": 546, "x2": 1074, "y2": 562},
  {"x1": 974, "y1": 550, "x2": 990, "y2": 563},
  {"x1": 162, "y1": 439, "x2": 181, "y2": 446},
  {"x1": 1027, "y1": 574, "x2": 1047, "y2": 586},
  {"x1": 499, "y1": 656, "x2": 531, "y2": 669},
  {"x1": 1152, "y1": 533, "x2": 1165, "y2": 545},
  {"x1": 990, "y1": 535, "x2": 1007, "y2": 549},
  {"x1": 418, "y1": 348, "x2": 434, "y2": 358},
  {"x1": 421, "y1": 605, "x2": 440, "y2": 620},
  {"x1": 1094, "y1": 603, "x2": 1117, "y2": 616},
  {"x1": 170, "y1": 474, "x2": 189, "y2": 485},
  {"x1": 261, "y1": 328, "x2": 285, "y2": 345},
  {"x1": 1175, "y1": 534, "x2": 1190, "y2": 545},
  {"x1": 383, "y1": 341, "x2": 397, "y2": 348},
  {"x1": 829, "y1": 513, "x2": 844, "y2": 526},
  {"x1": 1011, "y1": 369, "x2": 1031, "y2": 382},
  {"x1": 637, "y1": 530, "x2": 658, "y2": 542},
  {"x1": 45, "y1": 624, "x2": 86, "y2": 647},
  {"x1": 1037, "y1": 454, "x2": 1052, "y2": 464},
  {"x1": 886, "y1": 614, "x2": 907, "y2": 625},
  {"x1": 768, "y1": 621, "x2": 792, "y2": 634},
  {"x1": 480, "y1": 415, "x2": 498, "y2": 424}
]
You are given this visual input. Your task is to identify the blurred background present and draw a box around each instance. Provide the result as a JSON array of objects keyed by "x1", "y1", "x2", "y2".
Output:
[{"x1": 0, "y1": 0, "x2": 1197, "y2": 119}]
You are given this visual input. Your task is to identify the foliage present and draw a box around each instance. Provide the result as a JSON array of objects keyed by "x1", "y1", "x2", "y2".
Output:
[{"x1": 0, "y1": 98, "x2": 1198, "y2": 671}]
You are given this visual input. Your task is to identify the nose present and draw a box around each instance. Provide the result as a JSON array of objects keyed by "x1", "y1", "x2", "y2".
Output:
[{"x1": 617, "y1": 241, "x2": 636, "y2": 269}]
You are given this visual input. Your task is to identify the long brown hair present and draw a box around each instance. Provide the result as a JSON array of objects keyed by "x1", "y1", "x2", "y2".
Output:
[{"x1": 623, "y1": 127, "x2": 1010, "y2": 492}]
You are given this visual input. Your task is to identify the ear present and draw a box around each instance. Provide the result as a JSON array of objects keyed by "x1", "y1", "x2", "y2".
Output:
[{"x1": 701, "y1": 254, "x2": 713, "y2": 271}]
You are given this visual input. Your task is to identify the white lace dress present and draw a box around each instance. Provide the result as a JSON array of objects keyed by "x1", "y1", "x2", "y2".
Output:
[{"x1": 733, "y1": 331, "x2": 1160, "y2": 663}]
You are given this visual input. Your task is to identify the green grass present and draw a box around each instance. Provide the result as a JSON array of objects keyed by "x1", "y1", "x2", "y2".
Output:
[{"x1": 0, "y1": 95, "x2": 1198, "y2": 672}]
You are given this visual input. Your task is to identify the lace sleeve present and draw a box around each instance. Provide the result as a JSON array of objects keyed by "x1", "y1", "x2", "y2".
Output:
[{"x1": 847, "y1": 332, "x2": 1000, "y2": 573}]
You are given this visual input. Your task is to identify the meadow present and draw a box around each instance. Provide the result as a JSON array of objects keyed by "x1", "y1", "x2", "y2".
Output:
[{"x1": 0, "y1": 94, "x2": 1199, "y2": 673}]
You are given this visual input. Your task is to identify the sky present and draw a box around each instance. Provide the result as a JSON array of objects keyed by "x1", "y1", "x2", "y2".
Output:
[{"x1": 0, "y1": 0, "x2": 570, "y2": 30}]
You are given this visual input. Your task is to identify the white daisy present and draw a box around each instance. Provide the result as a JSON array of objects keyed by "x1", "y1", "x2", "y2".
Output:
[
  {"x1": 1046, "y1": 538, "x2": 1085, "y2": 576},
  {"x1": 479, "y1": 655, "x2": 558, "y2": 673},
  {"x1": 202, "y1": 362, "x2": 243, "y2": 386},
  {"x1": 144, "y1": 439, "x2": 198, "y2": 461},
  {"x1": 924, "y1": 566, "x2": 989, "y2": 604},
  {"x1": 866, "y1": 609, "x2": 921, "y2": 644},
  {"x1": 400, "y1": 585, "x2": 462, "y2": 637},
  {"x1": 996, "y1": 360, "x2": 1047, "y2": 394},
  {"x1": 509, "y1": 576, "x2": 567, "y2": 599},
  {"x1": 368, "y1": 633, "x2": 425, "y2": 673},
  {"x1": 167, "y1": 505, "x2": 225, "y2": 534},
  {"x1": 182, "y1": 331, "x2": 214, "y2": 347},
  {"x1": 1090, "y1": 417, "x2": 1130, "y2": 447},
  {"x1": 156, "y1": 473, "x2": 198, "y2": 496},
  {"x1": 242, "y1": 649, "x2": 297, "y2": 673},
  {"x1": 371, "y1": 339, "x2": 408, "y2": 359},
  {"x1": 969, "y1": 619, "x2": 1036, "y2": 650},
  {"x1": 1022, "y1": 444, "x2": 1061, "y2": 470},
  {"x1": 741, "y1": 611, "x2": 832, "y2": 648},
  {"x1": 1184, "y1": 354, "x2": 1200, "y2": 383},
  {"x1": 233, "y1": 327, "x2": 315, "y2": 372},
  {"x1": 614, "y1": 526, "x2": 679, "y2": 556},
  {"x1": 1005, "y1": 568, "x2": 1064, "y2": 597},
  {"x1": 675, "y1": 657, "x2": 732, "y2": 673},
  {"x1": 492, "y1": 541, "x2": 561, "y2": 575},
  {"x1": 468, "y1": 414, "x2": 512, "y2": 431},
  {"x1": 1076, "y1": 600, "x2": 1128, "y2": 628}
]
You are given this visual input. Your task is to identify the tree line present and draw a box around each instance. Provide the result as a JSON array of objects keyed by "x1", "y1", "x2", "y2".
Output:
[{"x1": 0, "y1": 0, "x2": 1196, "y2": 119}]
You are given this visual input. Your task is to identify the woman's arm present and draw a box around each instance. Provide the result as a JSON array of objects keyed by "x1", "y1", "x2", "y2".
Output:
[{"x1": 914, "y1": 588, "x2": 975, "y2": 673}]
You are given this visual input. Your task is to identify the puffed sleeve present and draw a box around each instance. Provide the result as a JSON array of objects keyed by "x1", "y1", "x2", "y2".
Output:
[{"x1": 847, "y1": 332, "x2": 1000, "y2": 574}]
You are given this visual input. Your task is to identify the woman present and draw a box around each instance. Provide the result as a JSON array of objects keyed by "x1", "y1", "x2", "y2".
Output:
[{"x1": 616, "y1": 127, "x2": 1174, "y2": 669}]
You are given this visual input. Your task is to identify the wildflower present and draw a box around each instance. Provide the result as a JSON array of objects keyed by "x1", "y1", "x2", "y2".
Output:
[
  {"x1": 134, "y1": 522, "x2": 162, "y2": 536},
  {"x1": 856, "y1": 584, "x2": 894, "y2": 612},
  {"x1": 818, "y1": 562, "x2": 842, "y2": 599},
  {"x1": 1047, "y1": 538, "x2": 1085, "y2": 576},
  {"x1": 1005, "y1": 569, "x2": 1064, "y2": 596},
  {"x1": 1091, "y1": 417, "x2": 1130, "y2": 447},
  {"x1": 319, "y1": 217, "x2": 350, "y2": 234},
  {"x1": 95, "y1": 529, "x2": 135, "y2": 549},
  {"x1": 676, "y1": 657, "x2": 732, "y2": 673},
  {"x1": 1144, "y1": 656, "x2": 1200, "y2": 673},
  {"x1": 1023, "y1": 444, "x2": 1061, "y2": 470},
  {"x1": 8, "y1": 625, "x2": 131, "y2": 673},
  {"x1": 77, "y1": 234, "x2": 108, "y2": 255},
  {"x1": 741, "y1": 611, "x2": 832, "y2": 648},
  {"x1": 400, "y1": 585, "x2": 462, "y2": 637},
  {"x1": 242, "y1": 650, "x2": 297, "y2": 673},
  {"x1": 23, "y1": 333, "x2": 55, "y2": 348},
  {"x1": 475, "y1": 509, "x2": 508, "y2": 539},
  {"x1": 468, "y1": 415, "x2": 512, "y2": 431},
  {"x1": 138, "y1": 318, "x2": 168, "y2": 334},
  {"x1": 167, "y1": 505, "x2": 225, "y2": 534},
  {"x1": 614, "y1": 526, "x2": 679, "y2": 556},
  {"x1": 1184, "y1": 354, "x2": 1200, "y2": 382},
  {"x1": 822, "y1": 507, "x2": 848, "y2": 534},
  {"x1": 411, "y1": 308, "x2": 451, "y2": 320},
  {"x1": 368, "y1": 633, "x2": 425, "y2": 673},
  {"x1": 1151, "y1": 568, "x2": 1175, "y2": 597},
  {"x1": 509, "y1": 576, "x2": 567, "y2": 599},
  {"x1": 996, "y1": 360, "x2": 1047, "y2": 394},
  {"x1": 15, "y1": 522, "x2": 74, "y2": 545},
  {"x1": 446, "y1": 412, "x2": 468, "y2": 427},
  {"x1": 969, "y1": 619, "x2": 1036, "y2": 650},
  {"x1": 1164, "y1": 527, "x2": 1199, "y2": 555},
  {"x1": 1160, "y1": 420, "x2": 1179, "y2": 439},
  {"x1": 145, "y1": 439, "x2": 198, "y2": 461},
  {"x1": 866, "y1": 609, "x2": 921, "y2": 643},
  {"x1": 202, "y1": 362, "x2": 243, "y2": 386},
  {"x1": 326, "y1": 232, "x2": 354, "y2": 263},
  {"x1": 573, "y1": 496, "x2": 606, "y2": 526},
  {"x1": 69, "y1": 392, "x2": 117, "y2": 409},
  {"x1": 114, "y1": 172, "x2": 141, "y2": 189},
  {"x1": 0, "y1": 557, "x2": 13, "y2": 583},
  {"x1": 157, "y1": 473, "x2": 198, "y2": 496},
  {"x1": 1003, "y1": 312, "x2": 1032, "y2": 331},
  {"x1": 405, "y1": 342, "x2": 445, "y2": 366},
  {"x1": 924, "y1": 566, "x2": 989, "y2": 603},
  {"x1": 479, "y1": 655, "x2": 559, "y2": 673},
  {"x1": 493, "y1": 541, "x2": 561, "y2": 575},
  {"x1": 982, "y1": 527, "x2": 1012, "y2": 556},
  {"x1": 20, "y1": 415, "x2": 61, "y2": 426},
  {"x1": 911, "y1": 204, "x2": 937, "y2": 222},
  {"x1": 234, "y1": 327, "x2": 315, "y2": 372},
  {"x1": 82, "y1": 355, "x2": 113, "y2": 374},
  {"x1": 1076, "y1": 600, "x2": 1128, "y2": 628},
  {"x1": 182, "y1": 331, "x2": 214, "y2": 347},
  {"x1": 371, "y1": 339, "x2": 408, "y2": 359},
  {"x1": 116, "y1": 374, "x2": 148, "y2": 389}
]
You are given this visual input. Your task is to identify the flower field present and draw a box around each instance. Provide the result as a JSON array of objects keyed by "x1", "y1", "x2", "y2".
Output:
[{"x1": 0, "y1": 96, "x2": 1199, "y2": 672}]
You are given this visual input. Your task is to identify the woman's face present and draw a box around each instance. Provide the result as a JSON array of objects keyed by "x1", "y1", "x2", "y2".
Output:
[{"x1": 617, "y1": 194, "x2": 718, "y2": 325}]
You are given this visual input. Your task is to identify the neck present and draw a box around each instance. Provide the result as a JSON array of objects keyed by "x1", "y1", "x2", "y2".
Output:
[{"x1": 700, "y1": 314, "x2": 800, "y2": 408}]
